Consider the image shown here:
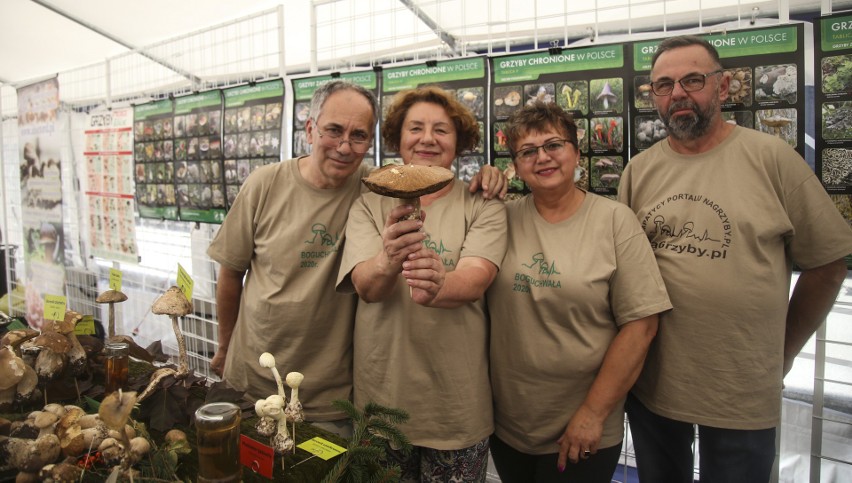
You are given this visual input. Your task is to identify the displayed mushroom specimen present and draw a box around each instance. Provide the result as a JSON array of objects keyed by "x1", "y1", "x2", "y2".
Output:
[
  {"x1": 1, "y1": 328, "x2": 38, "y2": 358},
  {"x1": 361, "y1": 164, "x2": 454, "y2": 221},
  {"x1": 256, "y1": 394, "x2": 294, "y2": 454},
  {"x1": 0, "y1": 346, "x2": 37, "y2": 408},
  {"x1": 596, "y1": 82, "x2": 618, "y2": 110},
  {"x1": 259, "y1": 352, "x2": 286, "y2": 397},
  {"x1": 760, "y1": 115, "x2": 793, "y2": 138},
  {"x1": 31, "y1": 331, "x2": 70, "y2": 381},
  {"x1": 97, "y1": 390, "x2": 151, "y2": 478},
  {"x1": 95, "y1": 289, "x2": 128, "y2": 338},
  {"x1": 138, "y1": 286, "x2": 192, "y2": 401},
  {"x1": 285, "y1": 372, "x2": 305, "y2": 450}
]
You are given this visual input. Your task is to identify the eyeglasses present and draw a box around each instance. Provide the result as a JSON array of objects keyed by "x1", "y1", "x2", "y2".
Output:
[
  {"x1": 649, "y1": 69, "x2": 723, "y2": 96},
  {"x1": 316, "y1": 125, "x2": 372, "y2": 153},
  {"x1": 513, "y1": 139, "x2": 573, "y2": 163}
]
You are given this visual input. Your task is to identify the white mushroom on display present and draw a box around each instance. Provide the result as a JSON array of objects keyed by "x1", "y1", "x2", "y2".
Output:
[
  {"x1": 96, "y1": 289, "x2": 128, "y2": 338},
  {"x1": 255, "y1": 398, "x2": 277, "y2": 437},
  {"x1": 139, "y1": 286, "x2": 193, "y2": 401},
  {"x1": 361, "y1": 164, "x2": 455, "y2": 221},
  {"x1": 285, "y1": 371, "x2": 305, "y2": 451},
  {"x1": 259, "y1": 352, "x2": 285, "y2": 397},
  {"x1": 256, "y1": 394, "x2": 293, "y2": 455}
]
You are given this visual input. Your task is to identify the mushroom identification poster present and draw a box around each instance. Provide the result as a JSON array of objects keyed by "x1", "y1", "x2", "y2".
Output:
[
  {"x1": 381, "y1": 57, "x2": 488, "y2": 183},
  {"x1": 173, "y1": 90, "x2": 226, "y2": 224},
  {"x1": 490, "y1": 45, "x2": 627, "y2": 196},
  {"x1": 291, "y1": 70, "x2": 379, "y2": 164},
  {"x1": 814, "y1": 13, "x2": 852, "y2": 235},
  {"x1": 134, "y1": 98, "x2": 179, "y2": 220},
  {"x1": 629, "y1": 25, "x2": 805, "y2": 161},
  {"x1": 222, "y1": 79, "x2": 284, "y2": 208},
  {"x1": 84, "y1": 107, "x2": 139, "y2": 263}
]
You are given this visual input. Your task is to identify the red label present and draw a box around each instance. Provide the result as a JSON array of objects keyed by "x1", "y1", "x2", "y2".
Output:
[{"x1": 240, "y1": 435, "x2": 274, "y2": 479}]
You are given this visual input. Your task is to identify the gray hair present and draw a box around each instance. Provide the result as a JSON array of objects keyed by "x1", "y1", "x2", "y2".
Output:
[
  {"x1": 651, "y1": 35, "x2": 722, "y2": 71},
  {"x1": 309, "y1": 80, "x2": 379, "y2": 127}
]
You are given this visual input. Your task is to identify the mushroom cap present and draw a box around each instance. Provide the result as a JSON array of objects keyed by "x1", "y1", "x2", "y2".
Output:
[
  {"x1": 259, "y1": 352, "x2": 276, "y2": 368},
  {"x1": 1, "y1": 329, "x2": 39, "y2": 350},
  {"x1": 285, "y1": 372, "x2": 304, "y2": 388},
  {"x1": 33, "y1": 332, "x2": 71, "y2": 354},
  {"x1": 597, "y1": 81, "x2": 617, "y2": 100},
  {"x1": 362, "y1": 164, "x2": 454, "y2": 198},
  {"x1": 33, "y1": 411, "x2": 59, "y2": 429},
  {"x1": 151, "y1": 286, "x2": 192, "y2": 316},
  {"x1": 95, "y1": 289, "x2": 128, "y2": 304},
  {"x1": 0, "y1": 348, "x2": 26, "y2": 390},
  {"x1": 98, "y1": 390, "x2": 138, "y2": 431}
]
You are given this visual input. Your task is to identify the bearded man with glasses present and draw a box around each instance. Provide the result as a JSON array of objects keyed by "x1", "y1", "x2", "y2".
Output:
[
  {"x1": 208, "y1": 81, "x2": 506, "y2": 438},
  {"x1": 618, "y1": 35, "x2": 852, "y2": 482}
]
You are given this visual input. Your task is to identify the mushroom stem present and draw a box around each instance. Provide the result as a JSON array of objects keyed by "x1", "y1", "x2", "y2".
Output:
[
  {"x1": 170, "y1": 316, "x2": 188, "y2": 377},
  {"x1": 108, "y1": 303, "x2": 115, "y2": 338},
  {"x1": 398, "y1": 197, "x2": 421, "y2": 221}
]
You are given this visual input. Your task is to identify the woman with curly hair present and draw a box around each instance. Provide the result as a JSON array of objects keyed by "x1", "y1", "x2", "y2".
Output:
[{"x1": 337, "y1": 86, "x2": 507, "y2": 482}]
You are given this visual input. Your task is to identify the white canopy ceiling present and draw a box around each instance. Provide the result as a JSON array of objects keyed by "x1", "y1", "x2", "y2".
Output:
[{"x1": 0, "y1": 0, "x2": 846, "y2": 89}]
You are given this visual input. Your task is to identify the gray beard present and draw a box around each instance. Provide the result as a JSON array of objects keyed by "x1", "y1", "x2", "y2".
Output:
[{"x1": 660, "y1": 96, "x2": 718, "y2": 141}]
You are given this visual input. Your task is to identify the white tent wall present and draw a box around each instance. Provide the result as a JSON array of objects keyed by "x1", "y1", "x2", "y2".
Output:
[{"x1": 0, "y1": 1, "x2": 850, "y2": 482}]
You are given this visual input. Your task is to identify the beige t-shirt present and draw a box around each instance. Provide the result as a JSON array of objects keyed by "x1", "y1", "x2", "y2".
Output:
[
  {"x1": 337, "y1": 181, "x2": 507, "y2": 449},
  {"x1": 619, "y1": 127, "x2": 852, "y2": 429},
  {"x1": 207, "y1": 157, "x2": 371, "y2": 420},
  {"x1": 487, "y1": 193, "x2": 671, "y2": 454}
]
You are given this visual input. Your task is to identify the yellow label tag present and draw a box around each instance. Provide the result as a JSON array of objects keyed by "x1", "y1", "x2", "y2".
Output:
[
  {"x1": 296, "y1": 438, "x2": 347, "y2": 460},
  {"x1": 109, "y1": 268, "x2": 122, "y2": 291},
  {"x1": 43, "y1": 295, "x2": 66, "y2": 322},
  {"x1": 177, "y1": 263, "x2": 193, "y2": 301},
  {"x1": 74, "y1": 315, "x2": 97, "y2": 336}
]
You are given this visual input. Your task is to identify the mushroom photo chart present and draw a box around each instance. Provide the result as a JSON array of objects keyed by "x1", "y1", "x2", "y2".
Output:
[
  {"x1": 134, "y1": 99, "x2": 179, "y2": 221},
  {"x1": 629, "y1": 25, "x2": 806, "y2": 161},
  {"x1": 291, "y1": 70, "x2": 380, "y2": 164},
  {"x1": 222, "y1": 79, "x2": 285, "y2": 208},
  {"x1": 815, "y1": 13, "x2": 852, "y2": 232},
  {"x1": 173, "y1": 90, "x2": 227, "y2": 224},
  {"x1": 489, "y1": 44, "x2": 627, "y2": 196}
]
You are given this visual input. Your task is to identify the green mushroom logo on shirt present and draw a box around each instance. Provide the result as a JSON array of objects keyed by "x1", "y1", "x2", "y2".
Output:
[
  {"x1": 299, "y1": 222, "x2": 340, "y2": 269},
  {"x1": 423, "y1": 235, "x2": 455, "y2": 268},
  {"x1": 513, "y1": 252, "x2": 562, "y2": 292}
]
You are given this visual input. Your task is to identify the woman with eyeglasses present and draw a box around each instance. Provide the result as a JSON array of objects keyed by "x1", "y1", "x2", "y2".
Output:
[
  {"x1": 485, "y1": 101, "x2": 671, "y2": 483},
  {"x1": 337, "y1": 86, "x2": 507, "y2": 481}
]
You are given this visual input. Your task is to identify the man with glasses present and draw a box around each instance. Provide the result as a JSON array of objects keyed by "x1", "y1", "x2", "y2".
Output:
[
  {"x1": 208, "y1": 81, "x2": 505, "y2": 437},
  {"x1": 618, "y1": 35, "x2": 852, "y2": 482}
]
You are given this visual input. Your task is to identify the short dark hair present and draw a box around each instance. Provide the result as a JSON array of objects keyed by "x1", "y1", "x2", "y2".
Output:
[
  {"x1": 381, "y1": 86, "x2": 480, "y2": 156},
  {"x1": 651, "y1": 35, "x2": 722, "y2": 70},
  {"x1": 310, "y1": 80, "x2": 379, "y2": 127},
  {"x1": 503, "y1": 101, "x2": 578, "y2": 156}
]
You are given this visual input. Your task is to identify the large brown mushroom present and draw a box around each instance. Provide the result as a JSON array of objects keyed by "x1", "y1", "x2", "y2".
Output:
[
  {"x1": 96, "y1": 289, "x2": 128, "y2": 338},
  {"x1": 1, "y1": 329, "x2": 39, "y2": 358},
  {"x1": 138, "y1": 287, "x2": 192, "y2": 401},
  {"x1": 362, "y1": 164, "x2": 454, "y2": 221},
  {"x1": 32, "y1": 332, "x2": 70, "y2": 381},
  {"x1": 0, "y1": 347, "x2": 26, "y2": 407}
]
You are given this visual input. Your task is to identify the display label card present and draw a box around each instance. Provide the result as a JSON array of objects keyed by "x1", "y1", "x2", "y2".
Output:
[
  {"x1": 43, "y1": 294, "x2": 66, "y2": 322},
  {"x1": 297, "y1": 437, "x2": 347, "y2": 460},
  {"x1": 240, "y1": 435, "x2": 274, "y2": 479},
  {"x1": 177, "y1": 263, "x2": 194, "y2": 301},
  {"x1": 109, "y1": 268, "x2": 122, "y2": 291},
  {"x1": 74, "y1": 315, "x2": 97, "y2": 336}
]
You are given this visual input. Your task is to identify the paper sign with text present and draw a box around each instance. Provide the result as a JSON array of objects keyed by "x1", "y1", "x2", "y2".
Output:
[
  {"x1": 74, "y1": 315, "x2": 97, "y2": 336},
  {"x1": 43, "y1": 295, "x2": 66, "y2": 322},
  {"x1": 297, "y1": 437, "x2": 347, "y2": 460},
  {"x1": 240, "y1": 435, "x2": 274, "y2": 479},
  {"x1": 177, "y1": 263, "x2": 194, "y2": 301},
  {"x1": 109, "y1": 268, "x2": 122, "y2": 291}
]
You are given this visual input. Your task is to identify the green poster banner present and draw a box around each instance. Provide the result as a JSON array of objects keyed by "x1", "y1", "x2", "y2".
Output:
[
  {"x1": 223, "y1": 79, "x2": 284, "y2": 107},
  {"x1": 134, "y1": 99, "x2": 172, "y2": 120},
  {"x1": 821, "y1": 15, "x2": 852, "y2": 51},
  {"x1": 634, "y1": 26, "x2": 798, "y2": 71},
  {"x1": 493, "y1": 46, "x2": 623, "y2": 84},
  {"x1": 174, "y1": 90, "x2": 221, "y2": 114},
  {"x1": 383, "y1": 57, "x2": 485, "y2": 92},
  {"x1": 293, "y1": 71, "x2": 378, "y2": 100}
]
